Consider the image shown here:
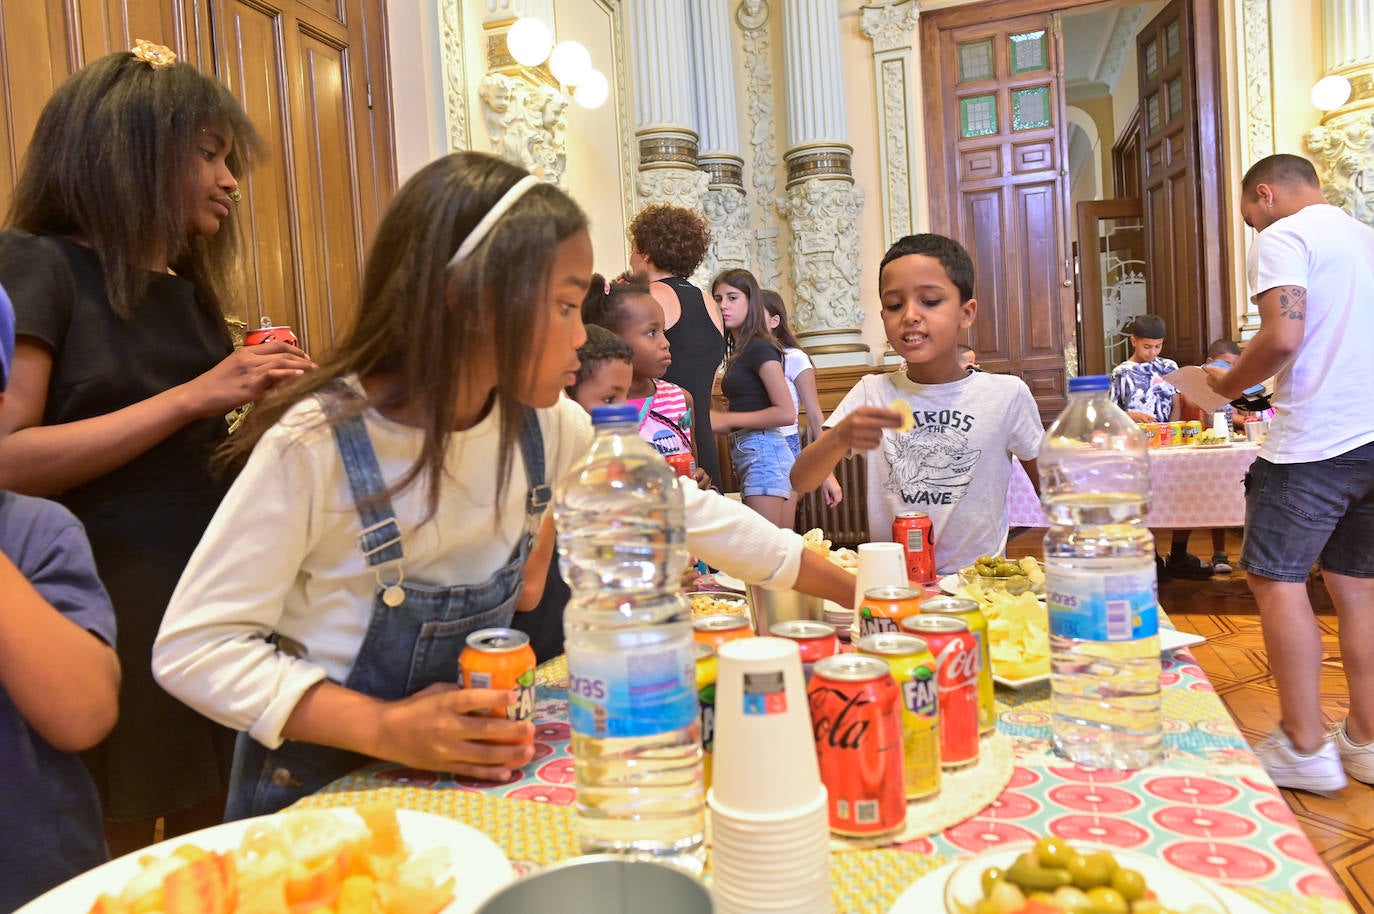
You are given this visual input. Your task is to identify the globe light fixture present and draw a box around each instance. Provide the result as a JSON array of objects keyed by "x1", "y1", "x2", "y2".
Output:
[
  {"x1": 1311, "y1": 74, "x2": 1352, "y2": 112},
  {"x1": 549, "y1": 40, "x2": 592, "y2": 87},
  {"x1": 572, "y1": 69, "x2": 609, "y2": 109},
  {"x1": 507, "y1": 17, "x2": 554, "y2": 67}
]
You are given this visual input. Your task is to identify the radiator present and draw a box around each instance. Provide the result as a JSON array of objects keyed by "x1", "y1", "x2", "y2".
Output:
[{"x1": 713, "y1": 429, "x2": 871, "y2": 549}]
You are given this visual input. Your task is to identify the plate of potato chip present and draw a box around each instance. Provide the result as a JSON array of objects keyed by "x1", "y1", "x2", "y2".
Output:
[
  {"x1": 20, "y1": 803, "x2": 511, "y2": 914},
  {"x1": 685, "y1": 590, "x2": 751, "y2": 622}
]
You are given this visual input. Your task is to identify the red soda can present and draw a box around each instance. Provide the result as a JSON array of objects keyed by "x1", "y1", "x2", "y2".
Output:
[
  {"x1": 902, "y1": 615, "x2": 980, "y2": 768},
  {"x1": 769, "y1": 620, "x2": 838, "y2": 682},
  {"x1": 244, "y1": 316, "x2": 300, "y2": 349},
  {"x1": 808, "y1": 654, "x2": 907, "y2": 838},
  {"x1": 893, "y1": 512, "x2": 936, "y2": 585},
  {"x1": 665, "y1": 452, "x2": 696, "y2": 478}
]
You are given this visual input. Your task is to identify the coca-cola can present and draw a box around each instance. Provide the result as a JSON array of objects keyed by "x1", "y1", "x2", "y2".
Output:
[
  {"x1": 902, "y1": 615, "x2": 980, "y2": 768},
  {"x1": 244, "y1": 317, "x2": 300, "y2": 349},
  {"x1": 666, "y1": 452, "x2": 696, "y2": 478},
  {"x1": 808, "y1": 654, "x2": 907, "y2": 838},
  {"x1": 769, "y1": 620, "x2": 838, "y2": 682},
  {"x1": 893, "y1": 512, "x2": 936, "y2": 585}
]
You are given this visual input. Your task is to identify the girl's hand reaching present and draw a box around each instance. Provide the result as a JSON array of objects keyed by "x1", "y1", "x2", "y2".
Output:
[
  {"x1": 822, "y1": 474, "x2": 843, "y2": 507},
  {"x1": 184, "y1": 341, "x2": 316, "y2": 418},
  {"x1": 374, "y1": 683, "x2": 535, "y2": 781},
  {"x1": 693, "y1": 467, "x2": 712, "y2": 490}
]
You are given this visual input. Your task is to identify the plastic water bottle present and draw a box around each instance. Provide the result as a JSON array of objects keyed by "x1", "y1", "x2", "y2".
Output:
[
  {"x1": 1038, "y1": 375, "x2": 1161, "y2": 769},
  {"x1": 554, "y1": 404, "x2": 703, "y2": 870}
]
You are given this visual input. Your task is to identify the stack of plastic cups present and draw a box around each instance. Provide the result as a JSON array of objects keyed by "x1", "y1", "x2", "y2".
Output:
[
  {"x1": 851, "y1": 542, "x2": 908, "y2": 630},
  {"x1": 708, "y1": 637, "x2": 832, "y2": 914}
]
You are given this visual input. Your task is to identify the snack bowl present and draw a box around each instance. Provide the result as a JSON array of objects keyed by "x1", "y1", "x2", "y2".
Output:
[
  {"x1": 941, "y1": 841, "x2": 1231, "y2": 914},
  {"x1": 684, "y1": 591, "x2": 751, "y2": 620},
  {"x1": 957, "y1": 569, "x2": 1037, "y2": 597}
]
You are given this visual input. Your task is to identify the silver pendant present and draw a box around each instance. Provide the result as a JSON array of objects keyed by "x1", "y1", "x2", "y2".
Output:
[{"x1": 382, "y1": 584, "x2": 406, "y2": 607}]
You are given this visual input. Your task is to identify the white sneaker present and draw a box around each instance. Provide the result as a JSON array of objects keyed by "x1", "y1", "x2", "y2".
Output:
[
  {"x1": 1254, "y1": 729, "x2": 1347, "y2": 795},
  {"x1": 1333, "y1": 722, "x2": 1374, "y2": 784}
]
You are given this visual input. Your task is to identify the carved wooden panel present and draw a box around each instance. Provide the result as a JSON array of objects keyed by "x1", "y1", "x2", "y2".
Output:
[
  {"x1": 962, "y1": 188, "x2": 1010, "y2": 362},
  {"x1": 1012, "y1": 140, "x2": 1054, "y2": 173},
  {"x1": 1012, "y1": 181, "x2": 1060, "y2": 356},
  {"x1": 960, "y1": 147, "x2": 1003, "y2": 180}
]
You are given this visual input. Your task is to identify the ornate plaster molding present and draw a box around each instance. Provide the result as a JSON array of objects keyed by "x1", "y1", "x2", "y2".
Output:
[
  {"x1": 861, "y1": 2, "x2": 919, "y2": 246},
  {"x1": 778, "y1": 176, "x2": 866, "y2": 334},
  {"x1": 1242, "y1": 0, "x2": 1275, "y2": 167},
  {"x1": 638, "y1": 129, "x2": 700, "y2": 168},
  {"x1": 1305, "y1": 108, "x2": 1374, "y2": 227},
  {"x1": 858, "y1": 0, "x2": 917, "y2": 54},
  {"x1": 1095, "y1": 6, "x2": 1147, "y2": 91},
  {"x1": 477, "y1": 73, "x2": 570, "y2": 188},
  {"x1": 701, "y1": 186, "x2": 751, "y2": 282},
  {"x1": 785, "y1": 144, "x2": 853, "y2": 186},
  {"x1": 635, "y1": 166, "x2": 710, "y2": 215},
  {"x1": 737, "y1": 0, "x2": 782, "y2": 289},
  {"x1": 440, "y1": 0, "x2": 470, "y2": 150},
  {"x1": 701, "y1": 155, "x2": 745, "y2": 189}
]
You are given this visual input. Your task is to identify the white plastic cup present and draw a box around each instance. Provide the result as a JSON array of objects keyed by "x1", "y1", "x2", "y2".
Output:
[
  {"x1": 1211, "y1": 411, "x2": 1228, "y2": 438},
  {"x1": 709, "y1": 637, "x2": 822, "y2": 816},
  {"x1": 852, "y1": 542, "x2": 908, "y2": 625}
]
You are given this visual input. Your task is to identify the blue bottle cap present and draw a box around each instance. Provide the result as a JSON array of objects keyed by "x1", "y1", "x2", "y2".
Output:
[
  {"x1": 590, "y1": 403, "x2": 640, "y2": 426},
  {"x1": 1068, "y1": 375, "x2": 1110, "y2": 392}
]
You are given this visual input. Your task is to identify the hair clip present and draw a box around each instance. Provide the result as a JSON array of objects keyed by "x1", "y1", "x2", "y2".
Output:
[
  {"x1": 228, "y1": 187, "x2": 242, "y2": 204},
  {"x1": 604, "y1": 280, "x2": 611, "y2": 294},
  {"x1": 131, "y1": 39, "x2": 177, "y2": 69}
]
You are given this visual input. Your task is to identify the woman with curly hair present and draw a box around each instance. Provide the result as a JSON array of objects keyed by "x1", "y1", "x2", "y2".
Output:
[{"x1": 629, "y1": 204, "x2": 725, "y2": 488}]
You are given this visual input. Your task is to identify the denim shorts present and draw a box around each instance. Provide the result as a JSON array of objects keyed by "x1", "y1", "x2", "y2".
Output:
[
  {"x1": 729, "y1": 429, "x2": 795, "y2": 499},
  {"x1": 785, "y1": 433, "x2": 802, "y2": 459},
  {"x1": 1239, "y1": 440, "x2": 1374, "y2": 582}
]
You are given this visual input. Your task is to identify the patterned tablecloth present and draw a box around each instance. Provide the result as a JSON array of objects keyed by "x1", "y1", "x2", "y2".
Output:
[
  {"x1": 1007, "y1": 442, "x2": 1262, "y2": 529},
  {"x1": 299, "y1": 647, "x2": 1353, "y2": 914}
]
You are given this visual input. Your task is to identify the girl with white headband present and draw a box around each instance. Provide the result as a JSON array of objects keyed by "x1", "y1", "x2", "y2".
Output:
[{"x1": 152, "y1": 151, "x2": 855, "y2": 817}]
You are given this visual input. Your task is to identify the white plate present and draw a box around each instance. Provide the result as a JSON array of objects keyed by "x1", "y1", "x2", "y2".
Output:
[
  {"x1": 15, "y1": 808, "x2": 512, "y2": 914},
  {"x1": 938, "y1": 574, "x2": 961, "y2": 596},
  {"x1": 889, "y1": 842, "x2": 1263, "y2": 913},
  {"x1": 711, "y1": 571, "x2": 747, "y2": 592},
  {"x1": 993, "y1": 630, "x2": 1204, "y2": 689}
]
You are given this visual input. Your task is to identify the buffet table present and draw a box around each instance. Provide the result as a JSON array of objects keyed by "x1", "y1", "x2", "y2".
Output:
[
  {"x1": 1007, "y1": 442, "x2": 1262, "y2": 529},
  {"x1": 298, "y1": 639, "x2": 1353, "y2": 914}
]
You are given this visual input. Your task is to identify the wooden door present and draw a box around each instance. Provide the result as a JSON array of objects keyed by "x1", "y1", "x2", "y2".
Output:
[
  {"x1": 1136, "y1": 0, "x2": 1206, "y2": 367},
  {"x1": 213, "y1": 0, "x2": 393, "y2": 354},
  {"x1": 1076, "y1": 198, "x2": 1146, "y2": 376},
  {"x1": 0, "y1": 0, "x2": 394, "y2": 356},
  {"x1": 921, "y1": 9, "x2": 1074, "y2": 423}
]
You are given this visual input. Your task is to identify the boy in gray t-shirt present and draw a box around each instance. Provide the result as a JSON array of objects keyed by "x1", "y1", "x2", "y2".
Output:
[{"x1": 791, "y1": 234, "x2": 1042, "y2": 575}]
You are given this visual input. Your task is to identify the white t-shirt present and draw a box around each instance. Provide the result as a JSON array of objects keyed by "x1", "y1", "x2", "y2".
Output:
[
  {"x1": 1248, "y1": 204, "x2": 1374, "y2": 463},
  {"x1": 780, "y1": 347, "x2": 812, "y2": 437},
  {"x1": 154, "y1": 387, "x2": 805, "y2": 749},
  {"x1": 827, "y1": 371, "x2": 1044, "y2": 575}
]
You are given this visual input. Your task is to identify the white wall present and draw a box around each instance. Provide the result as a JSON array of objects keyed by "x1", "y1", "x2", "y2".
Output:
[{"x1": 384, "y1": 1, "x2": 631, "y2": 276}]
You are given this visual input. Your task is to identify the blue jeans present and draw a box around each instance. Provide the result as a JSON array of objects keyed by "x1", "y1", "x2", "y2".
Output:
[
  {"x1": 729, "y1": 429, "x2": 795, "y2": 499},
  {"x1": 1239, "y1": 440, "x2": 1374, "y2": 582}
]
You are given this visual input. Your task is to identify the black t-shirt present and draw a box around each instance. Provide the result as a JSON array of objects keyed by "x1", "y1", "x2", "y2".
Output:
[
  {"x1": 721, "y1": 337, "x2": 784, "y2": 414},
  {"x1": 0, "y1": 232, "x2": 232, "y2": 503}
]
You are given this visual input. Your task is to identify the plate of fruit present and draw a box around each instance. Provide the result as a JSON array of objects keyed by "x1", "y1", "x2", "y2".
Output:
[{"x1": 889, "y1": 837, "x2": 1249, "y2": 913}]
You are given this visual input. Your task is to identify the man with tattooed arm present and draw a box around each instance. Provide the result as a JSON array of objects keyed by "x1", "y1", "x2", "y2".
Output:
[{"x1": 1205, "y1": 153, "x2": 1374, "y2": 794}]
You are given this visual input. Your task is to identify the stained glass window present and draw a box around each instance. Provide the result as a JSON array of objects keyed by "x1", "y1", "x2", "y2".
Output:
[
  {"x1": 958, "y1": 40, "x2": 994, "y2": 83},
  {"x1": 960, "y1": 94, "x2": 997, "y2": 138},
  {"x1": 1168, "y1": 78, "x2": 1183, "y2": 121},
  {"x1": 1010, "y1": 30, "x2": 1047, "y2": 74},
  {"x1": 1012, "y1": 86, "x2": 1051, "y2": 130},
  {"x1": 1146, "y1": 93, "x2": 1161, "y2": 134},
  {"x1": 1166, "y1": 21, "x2": 1181, "y2": 61},
  {"x1": 1145, "y1": 40, "x2": 1159, "y2": 79}
]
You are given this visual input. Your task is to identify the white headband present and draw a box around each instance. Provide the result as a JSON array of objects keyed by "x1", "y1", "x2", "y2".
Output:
[{"x1": 447, "y1": 174, "x2": 542, "y2": 268}]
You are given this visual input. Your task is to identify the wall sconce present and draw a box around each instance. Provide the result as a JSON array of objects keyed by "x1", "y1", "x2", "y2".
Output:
[
  {"x1": 549, "y1": 40, "x2": 592, "y2": 85},
  {"x1": 573, "y1": 70, "x2": 609, "y2": 109},
  {"x1": 1311, "y1": 74, "x2": 1352, "y2": 112},
  {"x1": 507, "y1": 17, "x2": 554, "y2": 67}
]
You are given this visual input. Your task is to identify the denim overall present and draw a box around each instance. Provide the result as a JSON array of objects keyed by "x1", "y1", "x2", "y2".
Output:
[{"x1": 225, "y1": 390, "x2": 550, "y2": 819}]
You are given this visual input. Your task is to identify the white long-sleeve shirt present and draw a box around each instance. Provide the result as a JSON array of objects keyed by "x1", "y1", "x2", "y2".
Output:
[{"x1": 154, "y1": 392, "x2": 803, "y2": 749}]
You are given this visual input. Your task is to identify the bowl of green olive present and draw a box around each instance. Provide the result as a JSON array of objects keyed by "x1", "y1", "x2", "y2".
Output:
[{"x1": 943, "y1": 837, "x2": 1230, "y2": 914}]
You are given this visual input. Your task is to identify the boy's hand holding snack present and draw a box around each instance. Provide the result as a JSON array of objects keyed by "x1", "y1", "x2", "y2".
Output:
[{"x1": 830, "y1": 404, "x2": 907, "y2": 452}]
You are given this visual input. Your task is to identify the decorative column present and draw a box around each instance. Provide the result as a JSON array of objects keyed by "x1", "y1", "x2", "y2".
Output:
[
  {"x1": 630, "y1": 0, "x2": 709, "y2": 213},
  {"x1": 778, "y1": 0, "x2": 868, "y2": 366},
  {"x1": 1304, "y1": 0, "x2": 1374, "y2": 227},
  {"x1": 736, "y1": 1, "x2": 784, "y2": 289},
  {"x1": 690, "y1": 0, "x2": 749, "y2": 283},
  {"x1": 1237, "y1": 0, "x2": 1276, "y2": 339},
  {"x1": 478, "y1": 1, "x2": 570, "y2": 187},
  {"x1": 859, "y1": 1, "x2": 919, "y2": 248}
]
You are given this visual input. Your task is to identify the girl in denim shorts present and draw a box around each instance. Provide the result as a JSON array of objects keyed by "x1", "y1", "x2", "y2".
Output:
[{"x1": 711, "y1": 269, "x2": 796, "y2": 526}]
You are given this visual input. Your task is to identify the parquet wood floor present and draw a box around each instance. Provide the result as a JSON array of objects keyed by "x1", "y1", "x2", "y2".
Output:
[{"x1": 1005, "y1": 528, "x2": 1368, "y2": 910}]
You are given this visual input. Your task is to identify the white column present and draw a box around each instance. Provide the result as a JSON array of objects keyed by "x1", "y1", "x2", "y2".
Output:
[
  {"x1": 1305, "y1": 0, "x2": 1374, "y2": 228},
  {"x1": 859, "y1": 1, "x2": 920, "y2": 248},
  {"x1": 779, "y1": 0, "x2": 868, "y2": 365},
  {"x1": 630, "y1": 0, "x2": 709, "y2": 213},
  {"x1": 689, "y1": 0, "x2": 748, "y2": 282}
]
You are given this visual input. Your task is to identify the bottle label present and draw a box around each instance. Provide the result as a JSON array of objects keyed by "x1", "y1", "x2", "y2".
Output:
[
  {"x1": 567, "y1": 643, "x2": 698, "y2": 738},
  {"x1": 1046, "y1": 562, "x2": 1158, "y2": 642}
]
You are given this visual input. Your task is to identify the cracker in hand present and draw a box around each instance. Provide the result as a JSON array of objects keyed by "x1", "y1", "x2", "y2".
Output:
[{"x1": 889, "y1": 398, "x2": 915, "y2": 433}]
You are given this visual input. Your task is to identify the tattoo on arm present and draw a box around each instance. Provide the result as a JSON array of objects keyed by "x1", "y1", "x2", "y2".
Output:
[{"x1": 1277, "y1": 286, "x2": 1306, "y2": 321}]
